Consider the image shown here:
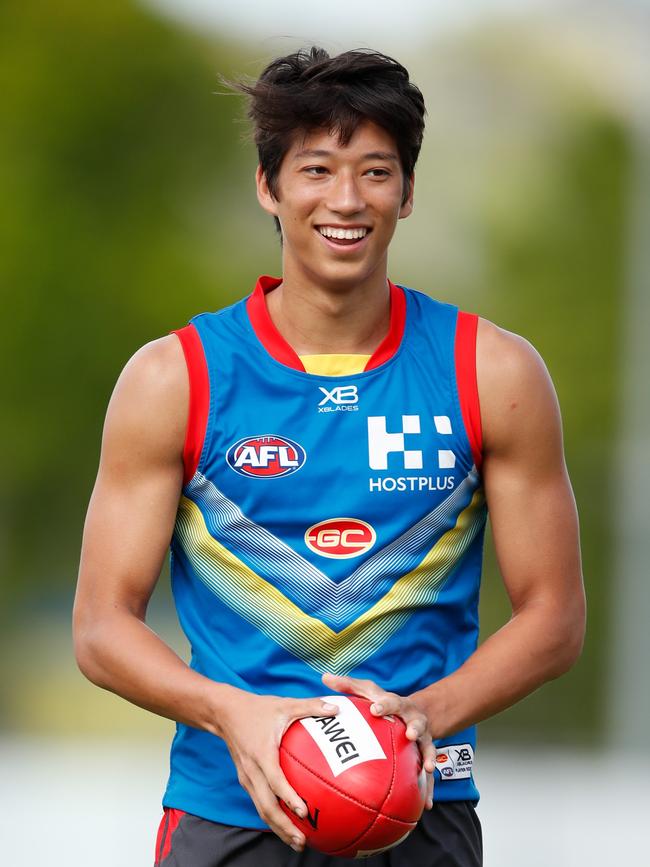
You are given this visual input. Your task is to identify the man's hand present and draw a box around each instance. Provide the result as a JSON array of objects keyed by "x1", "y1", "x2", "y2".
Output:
[
  {"x1": 321, "y1": 672, "x2": 435, "y2": 809},
  {"x1": 217, "y1": 690, "x2": 340, "y2": 851}
]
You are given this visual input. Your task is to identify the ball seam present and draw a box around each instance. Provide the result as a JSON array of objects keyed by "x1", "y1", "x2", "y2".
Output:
[{"x1": 281, "y1": 743, "x2": 416, "y2": 824}]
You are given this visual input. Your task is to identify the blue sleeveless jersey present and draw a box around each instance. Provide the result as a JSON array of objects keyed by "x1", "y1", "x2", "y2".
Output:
[{"x1": 162, "y1": 278, "x2": 487, "y2": 827}]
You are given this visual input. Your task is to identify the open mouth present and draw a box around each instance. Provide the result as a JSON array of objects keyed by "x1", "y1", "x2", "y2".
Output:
[{"x1": 316, "y1": 226, "x2": 371, "y2": 247}]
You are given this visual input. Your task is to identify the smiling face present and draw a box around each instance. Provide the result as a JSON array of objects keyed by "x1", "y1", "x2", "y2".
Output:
[{"x1": 256, "y1": 121, "x2": 414, "y2": 292}]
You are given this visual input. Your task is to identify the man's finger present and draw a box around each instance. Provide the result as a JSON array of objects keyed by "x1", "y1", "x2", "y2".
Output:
[
  {"x1": 264, "y1": 762, "x2": 308, "y2": 821},
  {"x1": 322, "y1": 672, "x2": 385, "y2": 703},
  {"x1": 426, "y1": 771, "x2": 434, "y2": 809},
  {"x1": 403, "y1": 714, "x2": 428, "y2": 739},
  {"x1": 321, "y1": 672, "x2": 358, "y2": 692},
  {"x1": 321, "y1": 672, "x2": 378, "y2": 696},
  {"x1": 418, "y1": 734, "x2": 436, "y2": 773},
  {"x1": 289, "y1": 697, "x2": 339, "y2": 722},
  {"x1": 246, "y1": 762, "x2": 306, "y2": 850}
]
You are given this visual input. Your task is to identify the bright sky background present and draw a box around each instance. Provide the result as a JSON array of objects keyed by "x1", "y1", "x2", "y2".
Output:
[{"x1": 143, "y1": 0, "x2": 551, "y2": 49}]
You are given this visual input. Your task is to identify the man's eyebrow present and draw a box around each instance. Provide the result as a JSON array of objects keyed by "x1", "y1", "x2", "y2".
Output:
[
  {"x1": 363, "y1": 151, "x2": 399, "y2": 162},
  {"x1": 293, "y1": 149, "x2": 332, "y2": 160},
  {"x1": 292, "y1": 149, "x2": 399, "y2": 162}
]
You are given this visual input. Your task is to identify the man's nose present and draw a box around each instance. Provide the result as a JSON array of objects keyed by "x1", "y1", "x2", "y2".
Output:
[{"x1": 326, "y1": 172, "x2": 364, "y2": 215}]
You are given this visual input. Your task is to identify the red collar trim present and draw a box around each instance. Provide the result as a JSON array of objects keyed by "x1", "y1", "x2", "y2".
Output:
[
  {"x1": 246, "y1": 275, "x2": 406, "y2": 373},
  {"x1": 365, "y1": 279, "x2": 406, "y2": 370},
  {"x1": 246, "y1": 276, "x2": 304, "y2": 370}
]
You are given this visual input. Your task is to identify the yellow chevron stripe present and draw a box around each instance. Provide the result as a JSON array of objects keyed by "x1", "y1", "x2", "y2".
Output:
[{"x1": 175, "y1": 489, "x2": 486, "y2": 674}]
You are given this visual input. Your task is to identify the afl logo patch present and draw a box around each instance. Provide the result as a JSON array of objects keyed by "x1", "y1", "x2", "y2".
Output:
[
  {"x1": 305, "y1": 518, "x2": 376, "y2": 559},
  {"x1": 226, "y1": 435, "x2": 306, "y2": 478}
]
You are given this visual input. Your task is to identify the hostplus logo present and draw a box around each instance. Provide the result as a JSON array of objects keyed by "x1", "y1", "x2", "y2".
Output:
[
  {"x1": 317, "y1": 385, "x2": 359, "y2": 414},
  {"x1": 367, "y1": 414, "x2": 457, "y2": 493}
]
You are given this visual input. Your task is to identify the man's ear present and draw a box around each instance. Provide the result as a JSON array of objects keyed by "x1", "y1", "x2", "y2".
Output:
[
  {"x1": 399, "y1": 172, "x2": 415, "y2": 220},
  {"x1": 256, "y1": 165, "x2": 279, "y2": 217}
]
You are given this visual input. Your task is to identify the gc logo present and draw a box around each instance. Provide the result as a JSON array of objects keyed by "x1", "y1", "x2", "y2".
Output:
[{"x1": 305, "y1": 518, "x2": 376, "y2": 559}]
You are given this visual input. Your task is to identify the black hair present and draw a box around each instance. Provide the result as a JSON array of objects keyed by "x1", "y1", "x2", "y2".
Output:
[{"x1": 231, "y1": 47, "x2": 426, "y2": 231}]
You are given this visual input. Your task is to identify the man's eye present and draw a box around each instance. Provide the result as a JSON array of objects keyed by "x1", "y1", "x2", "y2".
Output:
[
  {"x1": 304, "y1": 166, "x2": 329, "y2": 175},
  {"x1": 367, "y1": 168, "x2": 390, "y2": 178}
]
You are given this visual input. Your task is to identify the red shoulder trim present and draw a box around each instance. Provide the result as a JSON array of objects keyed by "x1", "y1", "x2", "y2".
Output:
[
  {"x1": 455, "y1": 311, "x2": 483, "y2": 471},
  {"x1": 364, "y1": 281, "x2": 406, "y2": 370},
  {"x1": 172, "y1": 325, "x2": 209, "y2": 485},
  {"x1": 246, "y1": 276, "x2": 305, "y2": 371}
]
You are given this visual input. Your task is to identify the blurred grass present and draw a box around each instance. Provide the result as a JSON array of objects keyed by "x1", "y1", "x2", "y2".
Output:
[{"x1": 0, "y1": 563, "x2": 185, "y2": 737}]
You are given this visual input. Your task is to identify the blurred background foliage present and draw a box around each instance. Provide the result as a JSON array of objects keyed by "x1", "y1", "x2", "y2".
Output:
[{"x1": 0, "y1": 0, "x2": 637, "y2": 746}]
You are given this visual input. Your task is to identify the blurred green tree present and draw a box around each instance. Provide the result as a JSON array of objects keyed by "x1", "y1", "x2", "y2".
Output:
[
  {"x1": 0, "y1": 0, "x2": 259, "y2": 613},
  {"x1": 478, "y1": 111, "x2": 627, "y2": 744}
]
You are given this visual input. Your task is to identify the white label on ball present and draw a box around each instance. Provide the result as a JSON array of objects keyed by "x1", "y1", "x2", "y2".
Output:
[
  {"x1": 300, "y1": 695, "x2": 386, "y2": 777},
  {"x1": 435, "y1": 743, "x2": 474, "y2": 780}
]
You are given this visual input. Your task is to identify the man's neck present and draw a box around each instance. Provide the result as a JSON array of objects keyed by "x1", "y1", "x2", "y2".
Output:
[{"x1": 264, "y1": 266, "x2": 391, "y2": 356}]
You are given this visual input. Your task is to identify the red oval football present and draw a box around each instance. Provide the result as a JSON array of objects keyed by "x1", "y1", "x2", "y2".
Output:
[{"x1": 279, "y1": 695, "x2": 427, "y2": 858}]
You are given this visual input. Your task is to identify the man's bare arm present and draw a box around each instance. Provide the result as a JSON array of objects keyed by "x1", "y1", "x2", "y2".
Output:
[
  {"x1": 73, "y1": 335, "x2": 334, "y2": 851},
  {"x1": 410, "y1": 319, "x2": 586, "y2": 736},
  {"x1": 72, "y1": 335, "x2": 228, "y2": 729},
  {"x1": 327, "y1": 319, "x2": 586, "y2": 742}
]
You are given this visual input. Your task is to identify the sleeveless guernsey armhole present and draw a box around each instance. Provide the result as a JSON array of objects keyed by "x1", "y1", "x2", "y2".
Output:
[
  {"x1": 454, "y1": 311, "x2": 483, "y2": 472},
  {"x1": 171, "y1": 325, "x2": 209, "y2": 485}
]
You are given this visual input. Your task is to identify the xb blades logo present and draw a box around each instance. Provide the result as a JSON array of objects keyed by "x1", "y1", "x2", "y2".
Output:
[
  {"x1": 318, "y1": 385, "x2": 358, "y2": 405},
  {"x1": 318, "y1": 385, "x2": 359, "y2": 414}
]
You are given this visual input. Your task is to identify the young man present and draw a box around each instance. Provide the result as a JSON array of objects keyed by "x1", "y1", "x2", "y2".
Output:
[{"x1": 73, "y1": 47, "x2": 585, "y2": 867}]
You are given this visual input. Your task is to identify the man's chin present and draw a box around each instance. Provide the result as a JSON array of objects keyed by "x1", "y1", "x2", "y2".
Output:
[{"x1": 290, "y1": 256, "x2": 386, "y2": 293}]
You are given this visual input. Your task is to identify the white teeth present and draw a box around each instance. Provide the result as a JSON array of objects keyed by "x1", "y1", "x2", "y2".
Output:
[{"x1": 318, "y1": 226, "x2": 368, "y2": 240}]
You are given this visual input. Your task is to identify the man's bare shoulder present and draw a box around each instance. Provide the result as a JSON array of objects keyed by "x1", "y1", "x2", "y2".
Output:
[
  {"x1": 119, "y1": 333, "x2": 187, "y2": 390},
  {"x1": 476, "y1": 317, "x2": 549, "y2": 387},
  {"x1": 475, "y1": 317, "x2": 562, "y2": 457},
  {"x1": 102, "y1": 334, "x2": 188, "y2": 467}
]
